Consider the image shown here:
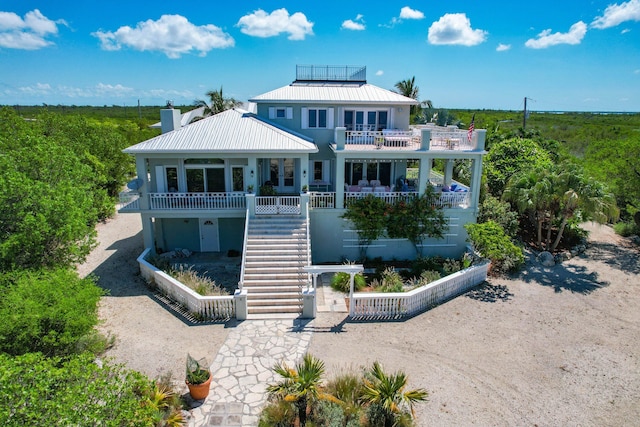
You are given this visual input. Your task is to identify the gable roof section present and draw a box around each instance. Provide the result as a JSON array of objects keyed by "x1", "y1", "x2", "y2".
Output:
[
  {"x1": 125, "y1": 109, "x2": 317, "y2": 155},
  {"x1": 249, "y1": 83, "x2": 418, "y2": 105}
]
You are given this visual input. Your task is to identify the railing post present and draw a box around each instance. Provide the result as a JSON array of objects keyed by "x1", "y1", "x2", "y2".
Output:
[
  {"x1": 420, "y1": 128, "x2": 431, "y2": 150},
  {"x1": 302, "y1": 288, "x2": 316, "y2": 319},
  {"x1": 234, "y1": 289, "x2": 248, "y2": 321},
  {"x1": 475, "y1": 129, "x2": 486, "y2": 151},
  {"x1": 246, "y1": 193, "x2": 256, "y2": 218},
  {"x1": 300, "y1": 193, "x2": 309, "y2": 218},
  {"x1": 335, "y1": 127, "x2": 346, "y2": 150},
  {"x1": 348, "y1": 272, "x2": 355, "y2": 317}
]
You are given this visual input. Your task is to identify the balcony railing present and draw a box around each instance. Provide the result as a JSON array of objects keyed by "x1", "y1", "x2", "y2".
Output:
[
  {"x1": 308, "y1": 191, "x2": 471, "y2": 209},
  {"x1": 342, "y1": 128, "x2": 477, "y2": 151},
  {"x1": 119, "y1": 191, "x2": 246, "y2": 211},
  {"x1": 296, "y1": 65, "x2": 366, "y2": 82}
]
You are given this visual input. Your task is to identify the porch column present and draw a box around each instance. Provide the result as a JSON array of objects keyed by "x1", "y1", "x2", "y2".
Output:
[
  {"x1": 475, "y1": 129, "x2": 486, "y2": 151},
  {"x1": 135, "y1": 156, "x2": 150, "y2": 210},
  {"x1": 444, "y1": 159, "x2": 454, "y2": 187},
  {"x1": 246, "y1": 194, "x2": 256, "y2": 218},
  {"x1": 141, "y1": 214, "x2": 155, "y2": 252},
  {"x1": 470, "y1": 157, "x2": 483, "y2": 211},
  {"x1": 335, "y1": 127, "x2": 346, "y2": 151},
  {"x1": 335, "y1": 153, "x2": 345, "y2": 209},
  {"x1": 418, "y1": 156, "x2": 431, "y2": 194}
]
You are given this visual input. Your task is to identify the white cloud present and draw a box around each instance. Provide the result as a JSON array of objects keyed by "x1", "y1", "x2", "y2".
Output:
[
  {"x1": 591, "y1": 0, "x2": 640, "y2": 29},
  {"x1": 621, "y1": 28, "x2": 631, "y2": 33},
  {"x1": 18, "y1": 82, "x2": 52, "y2": 95},
  {"x1": 375, "y1": 70, "x2": 384, "y2": 76},
  {"x1": 342, "y1": 14, "x2": 365, "y2": 31},
  {"x1": 237, "y1": 8, "x2": 313, "y2": 40},
  {"x1": 427, "y1": 13, "x2": 487, "y2": 46},
  {"x1": 0, "y1": 9, "x2": 66, "y2": 49},
  {"x1": 92, "y1": 14, "x2": 234, "y2": 59},
  {"x1": 496, "y1": 43, "x2": 511, "y2": 51},
  {"x1": 525, "y1": 21, "x2": 587, "y2": 49},
  {"x1": 399, "y1": 7, "x2": 424, "y2": 20}
]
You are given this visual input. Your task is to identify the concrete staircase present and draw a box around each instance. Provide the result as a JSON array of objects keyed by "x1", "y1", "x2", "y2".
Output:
[{"x1": 241, "y1": 216, "x2": 310, "y2": 316}]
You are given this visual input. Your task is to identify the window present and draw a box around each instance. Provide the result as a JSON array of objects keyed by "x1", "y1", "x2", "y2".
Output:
[
  {"x1": 166, "y1": 167, "x2": 178, "y2": 192},
  {"x1": 344, "y1": 161, "x2": 392, "y2": 185},
  {"x1": 343, "y1": 110, "x2": 388, "y2": 131},
  {"x1": 301, "y1": 107, "x2": 334, "y2": 129},
  {"x1": 186, "y1": 165, "x2": 226, "y2": 192},
  {"x1": 313, "y1": 161, "x2": 323, "y2": 181},
  {"x1": 276, "y1": 108, "x2": 286, "y2": 118},
  {"x1": 232, "y1": 166, "x2": 244, "y2": 192},
  {"x1": 269, "y1": 107, "x2": 293, "y2": 119}
]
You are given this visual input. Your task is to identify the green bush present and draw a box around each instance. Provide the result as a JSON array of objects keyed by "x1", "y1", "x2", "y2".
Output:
[
  {"x1": 465, "y1": 221, "x2": 524, "y2": 274},
  {"x1": 0, "y1": 352, "x2": 160, "y2": 427},
  {"x1": 478, "y1": 194, "x2": 520, "y2": 237},
  {"x1": 330, "y1": 272, "x2": 366, "y2": 293},
  {"x1": 0, "y1": 269, "x2": 103, "y2": 357},
  {"x1": 370, "y1": 268, "x2": 404, "y2": 293},
  {"x1": 613, "y1": 221, "x2": 640, "y2": 237}
]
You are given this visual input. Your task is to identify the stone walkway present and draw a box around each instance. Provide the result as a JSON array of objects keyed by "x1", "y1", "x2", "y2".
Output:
[{"x1": 188, "y1": 274, "x2": 346, "y2": 427}]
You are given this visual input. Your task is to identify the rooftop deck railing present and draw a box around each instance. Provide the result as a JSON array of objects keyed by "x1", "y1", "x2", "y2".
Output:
[
  {"x1": 342, "y1": 128, "x2": 477, "y2": 151},
  {"x1": 296, "y1": 65, "x2": 366, "y2": 82}
]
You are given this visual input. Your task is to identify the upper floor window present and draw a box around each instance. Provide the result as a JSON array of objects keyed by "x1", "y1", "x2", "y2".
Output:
[
  {"x1": 301, "y1": 107, "x2": 334, "y2": 129},
  {"x1": 269, "y1": 106, "x2": 293, "y2": 119}
]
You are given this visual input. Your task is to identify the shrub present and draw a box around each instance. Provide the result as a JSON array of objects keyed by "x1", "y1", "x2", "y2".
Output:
[
  {"x1": 171, "y1": 265, "x2": 228, "y2": 296},
  {"x1": 0, "y1": 269, "x2": 103, "y2": 357},
  {"x1": 330, "y1": 272, "x2": 366, "y2": 293},
  {"x1": 370, "y1": 268, "x2": 404, "y2": 293},
  {"x1": 478, "y1": 194, "x2": 519, "y2": 237},
  {"x1": 465, "y1": 221, "x2": 524, "y2": 274},
  {"x1": 0, "y1": 352, "x2": 160, "y2": 426},
  {"x1": 613, "y1": 221, "x2": 640, "y2": 237},
  {"x1": 442, "y1": 258, "x2": 461, "y2": 275},
  {"x1": 420, "y1": 270, "x2": 441, "y2": 285}
]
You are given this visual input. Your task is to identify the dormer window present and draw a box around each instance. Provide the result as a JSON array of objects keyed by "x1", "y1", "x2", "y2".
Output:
[{"x1": 269, "y1": 107, "x2": 293, "y2": 119}]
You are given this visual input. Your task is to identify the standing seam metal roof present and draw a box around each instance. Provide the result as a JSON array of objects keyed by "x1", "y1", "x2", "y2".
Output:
[{"x1": 124, "y1": 109, "x2": 318, "y2": 154}]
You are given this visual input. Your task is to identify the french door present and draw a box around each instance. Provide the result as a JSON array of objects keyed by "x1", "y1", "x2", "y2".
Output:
[{"x1": 269, "y1": 158, "x2": 295, "y2": 193}]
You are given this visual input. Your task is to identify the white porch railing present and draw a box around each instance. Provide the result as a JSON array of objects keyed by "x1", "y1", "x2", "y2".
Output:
[
  {"x1": 137, "y1": 248, "x2": 235, "y2": 320},
  {"x1": 309, "y1": 192, "x2": 335, "y2": 209},
  {"x1": 430, "y1": 131, "x2": 475, "y2": 151},
  {"x1": 345, "y1": 191, "x2": 416, "y2": 206},
  {"x1": 345, "y1": 130, "x2": 418, "y2": 149},
  {"x1": 118, "y1": 190, "x2": 140, "y2": 210},
  {"x1": 149, "y1": 192, "x2": 246, "y2": 210},
  {"x1": 255, "y1": 196, "x2": 301, "y2": 215},
  {"x1": 350, "y1": 261, "x2": 489, "y2": 319}
]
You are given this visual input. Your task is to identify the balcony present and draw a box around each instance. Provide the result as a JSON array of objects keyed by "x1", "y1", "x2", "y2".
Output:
[
  {"x1": 119, "y1": 191, "x2": 247, "y2": 212},
  {"x1": 335, "y1": 127, "x2": 482, "y2": 152}
]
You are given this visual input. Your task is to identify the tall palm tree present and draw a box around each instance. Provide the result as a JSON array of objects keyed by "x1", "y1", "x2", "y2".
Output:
[
  {"x1": 395, "y1": 77, "x2": 433, "y2": 122},
  {"x1": 361, "y1": 361, "x2": 428, "y2": 427},
  {"x1": 266, "y1": 353, "x2": 328, "y2": 427},
  {"x1": 192, "y1": 86, "x2": 241, "y2": 119}
]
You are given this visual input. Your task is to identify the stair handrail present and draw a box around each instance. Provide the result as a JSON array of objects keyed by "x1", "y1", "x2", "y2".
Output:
[
  {"x1": 238, "y1": 208, "x2": 251, "y2": 291},
  {"x1": 305, "y1": 202, "x2": 312, "y2": 290}
]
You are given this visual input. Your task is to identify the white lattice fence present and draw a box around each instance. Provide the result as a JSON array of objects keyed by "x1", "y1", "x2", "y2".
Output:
[{"x1": 350, "y1": 261, "x2": 489, "y2": 320}]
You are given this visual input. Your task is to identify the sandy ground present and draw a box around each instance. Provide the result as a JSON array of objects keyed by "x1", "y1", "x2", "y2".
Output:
[{"x1": 78, "y1": 213, "x2": 640, "y2": 426}]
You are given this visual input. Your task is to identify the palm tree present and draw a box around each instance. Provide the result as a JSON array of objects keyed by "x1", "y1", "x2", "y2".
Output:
[
  {"x1": 192, "y1": 86, "x2": 241, "y2": 120},
  {"x1": 266, "y1": 353, "x2": 328, "y2": 427},
  {"x1": 503, "y1": 168, "x2": 555, "y2": 249},
  {"x1": 395, "y1": 77, "x2": 432, "y2": 122},
  {"x1": 361, "y1": 361, "x2": 428, "y2": 427},
  {"x1": 548, "y1": 164, "x2": 618, "y2": 251}
]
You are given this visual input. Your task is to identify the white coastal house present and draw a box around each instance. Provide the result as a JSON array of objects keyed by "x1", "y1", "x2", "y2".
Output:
[{"x1": 120, "y1": 65, "x2": 487, "y2": 316}]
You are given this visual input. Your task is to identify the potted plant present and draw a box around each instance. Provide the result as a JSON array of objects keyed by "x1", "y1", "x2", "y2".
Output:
[
  {"x1": 247, "y1": 185, "x2": 254, "y2": 193},
  {"x1": 301, "y1": 185, "x2": 308, "y2": 193},
  {"x1": 186, "y1": 354, "x2": 212, "y2": 400}
]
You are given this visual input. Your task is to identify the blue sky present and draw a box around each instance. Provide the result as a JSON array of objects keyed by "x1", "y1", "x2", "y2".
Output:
[{"x1": 1, "y1": 1, "x2": 639, "y2": 111}]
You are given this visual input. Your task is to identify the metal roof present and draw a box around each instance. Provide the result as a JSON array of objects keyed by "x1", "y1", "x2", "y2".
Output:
[
  {"x1": 249, "y1": 83, "x2": 419, "y2": 105},
  {"x1": 125, "y1": 109, "x2": 318, "y2": 155}
]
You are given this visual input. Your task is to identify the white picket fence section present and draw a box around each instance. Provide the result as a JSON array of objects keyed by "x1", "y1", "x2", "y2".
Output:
[
  {"x1": 137, "y1": 248, "x2": 235, "y2": 320},
  {"x1": 350, "y1": 261, "x2": 489, "y2": 320}
]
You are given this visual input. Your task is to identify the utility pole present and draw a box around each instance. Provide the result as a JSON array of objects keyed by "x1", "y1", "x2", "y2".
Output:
[{"x1": 523, "y1": 96, "x2": 527, "y2": 130}]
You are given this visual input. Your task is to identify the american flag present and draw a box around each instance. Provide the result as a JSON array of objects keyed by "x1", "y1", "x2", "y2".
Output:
[{"x1": 467, "y1": 114, "x2": 475, "y2": 142}]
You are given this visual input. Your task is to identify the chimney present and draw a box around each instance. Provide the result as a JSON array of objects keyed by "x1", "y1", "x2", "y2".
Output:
[{"x1": 160, "y1": 100, "x2": 181, "y2": 134}]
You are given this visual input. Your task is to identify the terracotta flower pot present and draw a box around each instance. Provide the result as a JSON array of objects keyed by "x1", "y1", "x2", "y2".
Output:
[{"x1": 186, "y1": 373, "x2": 212, "y2": 400}]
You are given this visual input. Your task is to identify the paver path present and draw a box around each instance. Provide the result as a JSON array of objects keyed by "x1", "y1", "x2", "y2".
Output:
[{"x1": 188, "y1": 319, "x2": 313, "y2": 427}]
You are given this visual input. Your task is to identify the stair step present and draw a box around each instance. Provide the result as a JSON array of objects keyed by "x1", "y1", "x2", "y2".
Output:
[
  {"x1": 246, "y1": 292, "x2": 302, "y2": 300},
  {"x1": 248, "y1": 305, "x2": 302, "y2": 314},
  {"x1": 243, "y1": 279, "x2": 306, "y2": 286},
  {"x1": 242, "y1": 285, "x2": 301, "y2": 292}
]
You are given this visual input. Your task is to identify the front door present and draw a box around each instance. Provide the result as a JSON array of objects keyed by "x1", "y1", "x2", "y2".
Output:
[
  {"x1": 270, "y1": 158, "x2": 295, "y2": 193},
  {"x1": 199, "y1": 218, "x2": 219, "y2": 252}
]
